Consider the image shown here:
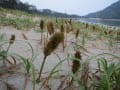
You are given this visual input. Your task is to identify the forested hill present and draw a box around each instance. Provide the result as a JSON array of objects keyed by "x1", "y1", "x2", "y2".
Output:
[
  {"x1": 0, "y1": 0, "x2": 80, "y2": 18},
  {"x1": 84, "y1": 0, "x2": 120, "y2": 19}
]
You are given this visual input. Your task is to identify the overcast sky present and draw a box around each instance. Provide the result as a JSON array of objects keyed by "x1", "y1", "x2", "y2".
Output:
[{"x1": 21, "y1": 0, "x2": 118, "y2": 16}]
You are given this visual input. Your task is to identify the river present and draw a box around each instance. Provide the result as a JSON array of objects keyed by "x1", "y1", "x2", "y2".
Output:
[{"x1": 77, "y1": 18, "x2": 120, "y2": 27}]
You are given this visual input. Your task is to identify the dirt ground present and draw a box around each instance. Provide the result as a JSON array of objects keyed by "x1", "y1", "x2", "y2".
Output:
[{"x1": 0, "y1": 26, "x2": 119, "y2": 90}]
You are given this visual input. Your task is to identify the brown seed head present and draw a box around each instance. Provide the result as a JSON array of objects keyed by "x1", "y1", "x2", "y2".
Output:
[
  {"x1": 75, "y1": 29, "x2": 79, "y2": 39},
  {"x1": 44, "y1": 32, "x2": 64, "y2": 56},
  {"x1": 60, "y1": 24, "x2": 64, "y2": 33},
  {"x1": 86, "y1": 23, "x2": 89, "y2": 28},
  {"x1": 40, "y1": 19, "x2": 44, "y2": 30},
  {"x1": 47, "y1": 21, "x2": 54, "y2": 35},
  {"x1": 92, "y1": 25, "x2": 95, "y2": 31},
  {"x1": 108, "y1": 30, "x2": 113, "y2": 35},
  {"x1": 72, "y1": 51, "x2": 81, "y2": 74},
  {"x1": 9, "y1": 34, "x2": 15, "y2": 44},
  {"x1": 104, "y1": 31, "x2": 108, "y2": 35}
]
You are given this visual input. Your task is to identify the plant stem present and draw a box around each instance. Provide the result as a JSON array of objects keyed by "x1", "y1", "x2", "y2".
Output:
[
  {"x1": 36, "y1": 55, "x2": 47, "y2": 83},
  {"x1": 3, "y1": 43, "x2": 11, "y2": 67},
  {"x1": 40, "y1": 30, "x2": 43, "y2": 44},
  {"x1": 6, "y1": 43, "x2": 11, "y2": 52}
]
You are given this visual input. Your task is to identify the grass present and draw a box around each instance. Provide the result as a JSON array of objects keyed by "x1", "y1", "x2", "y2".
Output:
[{"x1": 0, "y1": 7, "x2": 120, "y2": 90}]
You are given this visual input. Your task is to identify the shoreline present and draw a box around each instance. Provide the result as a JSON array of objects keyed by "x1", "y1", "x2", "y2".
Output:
[{"x1": 76, "y1": 18, "x2": 120, "y2": 28}]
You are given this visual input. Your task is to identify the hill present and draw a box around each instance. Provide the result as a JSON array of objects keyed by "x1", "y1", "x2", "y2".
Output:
[
  {"x1": 84, "y1": 0, "x2": 120, "y2": 19},
  {"x1": 0, "y1": 0, "x2": 80, "y2": 18}
]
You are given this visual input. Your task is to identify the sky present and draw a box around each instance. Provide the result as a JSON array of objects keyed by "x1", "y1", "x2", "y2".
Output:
[{"x1": 20, "y1": 0, "x2": 118, "y2": 16}]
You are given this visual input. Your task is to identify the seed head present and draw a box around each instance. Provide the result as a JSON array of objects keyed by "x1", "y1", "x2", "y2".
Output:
[
  {"x1": 44, "y1": 32, "x2": 64, "y2": 56},
  {"x1": 47, "y1": 21, "x2": 54, "y2": 35},
  {"x1": 104, "y1": 31, "x2": 108, "y2": 35},
  {"x1": 86, "y1": 23, "x2": 89, "y2": 28},
  {"x1": 75, "y1": 29, "x2": 79, "y2": 39},
  {"x1": 60, "y1": 24, "x2": 64, "y2": 33},
  {"x1": 92, "y1": 25, "x2": 95, "y2": 31},
  {"x1": 40, "y1": 19, "x2": 44, "y2": 30},
  {"x1": 72, "y1": 51, "x2": 81, "y2": 74},
  {"x1": 9, "y1": 34, "x2": 15, "y2": 44}
]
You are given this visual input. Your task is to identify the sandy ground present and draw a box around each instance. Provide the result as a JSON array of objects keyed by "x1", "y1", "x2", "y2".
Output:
[{"x1": 0, "y1": 26, "x2": 120, "y2": 90}]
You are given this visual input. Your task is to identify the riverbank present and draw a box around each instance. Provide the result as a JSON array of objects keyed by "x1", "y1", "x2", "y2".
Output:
[{"x1": 77, "y1": 18, "x2": 120, "y2": 27}]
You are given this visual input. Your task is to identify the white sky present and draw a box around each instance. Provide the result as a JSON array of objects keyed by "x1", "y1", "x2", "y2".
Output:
[{"x1": 20, "y1": 0, "x2": 118, "y2": 16}]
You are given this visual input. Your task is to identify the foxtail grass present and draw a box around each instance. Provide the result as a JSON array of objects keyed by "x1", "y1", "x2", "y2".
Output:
[
  {"x1": 86, "y1": 23, "x2": 89, "y2": 29},
  {"x1": 36, "y1": 32, "x2": 64, "y2": 83},
  {"x1": 60, "y1": 24, "x2": 65, "y2": 51},
  {"x1": 7, "y1": 34, "x2": 15, "y2": 52},
  {"x1": 72, "y1": 51, "x2": 81, "y2": 74},
  {"x1": 40, "y1": 19, "x2": 44, "y2": 44},
  {"x1": 2, "y1": 34, "x2": 15, "y2": 67},
  {"x1": 75, "y1": 29, "x2": 80, "y2": 43},
  {"x1": 92, "y1": 25, "x2": 96, "y2": 32},
  {"x1": 47, "y1": 21, "x2": 54, "y2": 35}
]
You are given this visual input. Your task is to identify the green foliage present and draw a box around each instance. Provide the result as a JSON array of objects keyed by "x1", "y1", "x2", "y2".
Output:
[
  {"x1": 94, "y1": 58, "x2": 120, "y2": 90},
  {"x1": 0, "y1": 16, "x2": 36, "y2": 30}
]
